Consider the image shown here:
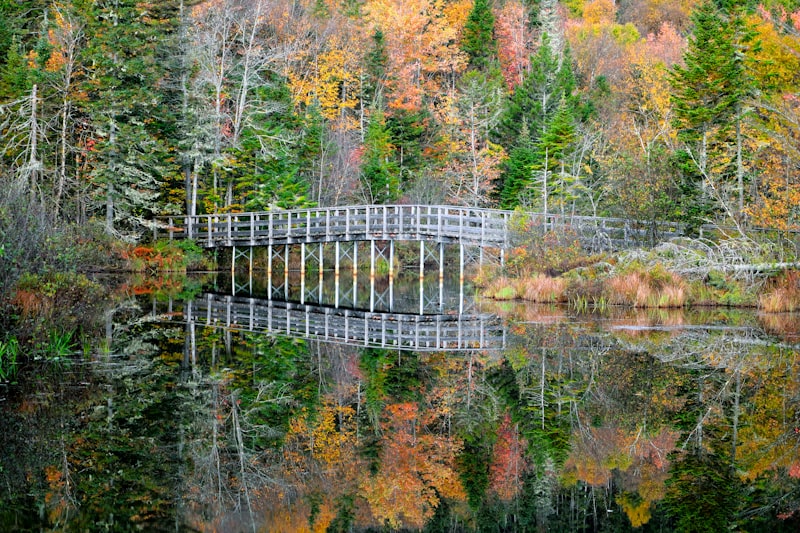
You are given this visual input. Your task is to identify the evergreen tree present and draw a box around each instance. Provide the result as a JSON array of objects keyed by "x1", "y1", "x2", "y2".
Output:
[
  {"x1": 361, "y1": 108, "x2": 400, "y2": 203},
  {"x1": 364, "y1": 28, "x2": 389, "y2": 108},
  {"x1": 386, "y1": 107, "x2": 431, "y2": 182},
  {"x1": 669, "y1": 0, "x2": 755, "y2": 226},
  {"x1": 80, "y1": 0, "x2": 183, "y2": 235},
  {"x1": 495, "y1": 34, "x2": 578, "y2": 208},
  {"x1": 532, "y1": 96, "x2": 578, "y2": 216},
  {"x1": 494, "y1": 34, "x2": 575, "y2": 149},
  {"x1": 462, "y1": 0, "x2": 498, "y2": 72},
  {"x1": 499, "y1": 121, "x2": 536, "y2": 209},
  {"x1": 228, "y1": 81, "x2": 314, "y2": 210}
]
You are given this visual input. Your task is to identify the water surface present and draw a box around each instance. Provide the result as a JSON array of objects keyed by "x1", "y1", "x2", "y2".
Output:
[{"x1": 2, "y1": 273, "x2": 799, "y2": 531}]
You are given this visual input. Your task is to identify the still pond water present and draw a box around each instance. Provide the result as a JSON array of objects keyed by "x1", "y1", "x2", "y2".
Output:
[{"x1": 2, "y1": 272, "x2": 800, "y2": 532}]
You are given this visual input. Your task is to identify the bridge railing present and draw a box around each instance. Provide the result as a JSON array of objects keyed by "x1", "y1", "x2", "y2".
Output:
[{"x1": 156, "y1": 205, "x2": 512, "y2": 248}]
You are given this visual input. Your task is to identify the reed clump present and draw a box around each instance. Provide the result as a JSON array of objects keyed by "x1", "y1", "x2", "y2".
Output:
[
  {"x1": 517, "y1": 274, "x2": 568, "y2": 303},
  {"x1": 758, "y1": 270, "x2": 800, "y2": 313},
  {"x1": 606, "y1": 264, "x2": 687, "y2": 308}
]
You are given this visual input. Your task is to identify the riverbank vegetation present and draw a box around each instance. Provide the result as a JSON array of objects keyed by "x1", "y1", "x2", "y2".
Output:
[{"x1": 479, "y1": 219, "x2": 800, "y2": 312}]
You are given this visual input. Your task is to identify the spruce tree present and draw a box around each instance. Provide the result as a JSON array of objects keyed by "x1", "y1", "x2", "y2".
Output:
[
  {"x1": 499, "y1": 121, "x2": 536, "y2": 209},
  {"x1": 669, "y1": 0, "x2": 755, "y2": 226},
  {"x1": 532, "y1": 96, "x2": 577, "y2": 216},
  {"x1": 80, "y1": 0, "x2": 183, "y2": 235},
  {"x1": 361, "y1": 108, "x2": 400, "y2": 203},
  {"x1": 364, "y1": 29, "x2": 389, "y2": 108},
  {"x1": 462, "y1": 0, "x2": 498, "y2": 72},
  {"x1": 494, "y1": 34, "x2": 575, "y2": 149}
]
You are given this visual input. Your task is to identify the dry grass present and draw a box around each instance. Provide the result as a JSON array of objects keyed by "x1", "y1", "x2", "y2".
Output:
[
  {"x1": 516, "y1": 274, "x2": 568, "y2": 303},
  {"x1": 758, "y1": 271, "x2": 800, "y2": 313},
  {"x1": 758, "y1": 312, "x2": 800, "y2": 342},
  {"x1": 12, "y1": 289, "x2": 52, "y2": 317},
  {"x1": 606, "y1": 267, "x2": 687, "y2": 308},
  {"x1": 486, "y1": 276, "x2": 518, "y2": 300}
]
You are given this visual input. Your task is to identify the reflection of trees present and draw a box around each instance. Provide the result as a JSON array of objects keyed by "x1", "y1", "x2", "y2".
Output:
[{"x1": 6, "y1": 299, "x2": 800, "y2": 531}]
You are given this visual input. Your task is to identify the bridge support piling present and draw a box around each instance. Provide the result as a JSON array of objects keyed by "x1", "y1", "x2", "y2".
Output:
[
  {"x1": 459, "y1": 243, "x2": 464, "y2": 285},
  {"x1": 439, "y1": 243, "x2": 444, "y2": 311},
  {"x1": 353, "y1": 241, "x2": 358, "y2": 279},
  {"x1": 369, "y1": 240, "x2": 375, "y2": 313},
  {"x1": 284, "y1": 244, "x2": 289, "y2": 283},
  {"x1": 319, "y1": 242, "x2": 324, "y2": 304},
  {"x1": 419, "y1": 274, "x2": 424, "y2": 315},
  {"x1": 267, "y1": 245, "x2": 273, "y2": 299},
  {"x1": 335, "y1": 241, "x2": 340, "y2": 309},
  {"x1": 301, "y1": 243, "x2": 306, "y2": 305},
  {"x1": 419, "y1": 241, "x2": 425, "y2": 281}
]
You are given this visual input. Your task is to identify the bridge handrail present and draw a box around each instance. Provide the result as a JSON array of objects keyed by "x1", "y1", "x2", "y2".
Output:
[{"x1": 153, "y1": 204, "x2": 695, "y2": 249}]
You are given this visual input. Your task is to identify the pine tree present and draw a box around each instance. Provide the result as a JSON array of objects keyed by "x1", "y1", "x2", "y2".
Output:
[
  {"x1": 495, "y1": 34, "x2": 578, "y2": 208},
  {"x1": 462, "y1": 0, "x2": 498, "y2": 72},
  {"x1": 499, "y1": 121, "x2": 536, "y2": 209},
  {"x1": 364, "y1": 28, "x2": 390, "y2": 108},
  {"x1": 533, "y1": 96, "x2": 577, "y2": 217}
]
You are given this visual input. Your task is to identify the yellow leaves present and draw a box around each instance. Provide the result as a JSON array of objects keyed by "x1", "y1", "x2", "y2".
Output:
[
  {"x1": 748, "y1": 13, "x2": 800, "y2": 91},
  {"x1": 583, "y1": 0, "x2": 615, "y2": 26},
  {"x1": 284, "y1": 401, "x2": 357, "y2": 471},
  {"x1": 288, "y1": 43, "x2": 360, "y2": 122},
  {"x1": 617, "y1": 492, "x2": 652, "y2": 528}
]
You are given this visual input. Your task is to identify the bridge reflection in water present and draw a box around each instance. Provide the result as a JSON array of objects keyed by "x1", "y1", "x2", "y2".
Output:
[{"x1": 165, "y1": 293, "x2": 505, "y2": 352}]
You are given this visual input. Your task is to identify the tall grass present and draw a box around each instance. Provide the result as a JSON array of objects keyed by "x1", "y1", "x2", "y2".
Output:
[
  {"x1": 0, "y1": 337, "x2": 19, "y2": 381},
  {"x1": 759, "y1": 271, "x2": 800, "y2": 312},
  {"x1": 517, "y1": 274, "x2": 567, "y2": 303},
  {"x1": 606, "y1": 265, "x2": 687, "y2": 308}
]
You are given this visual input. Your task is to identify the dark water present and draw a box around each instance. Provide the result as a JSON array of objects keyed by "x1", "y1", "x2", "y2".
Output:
[{"x1": 2, "y1": 273, "x2": 800, "y2": 532}]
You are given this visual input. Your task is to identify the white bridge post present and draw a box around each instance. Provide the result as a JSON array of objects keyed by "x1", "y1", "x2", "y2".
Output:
[
  {"x1": 267, "y1": 244, "x2": 273, "y2": 300},
  {"x1": 335, "y1": 241, "x2": 340, "y2": 309},
  {"x1": 439, "y1": 242, "x2": 444, "y2": 311},
  {"x1": 369, "y1": 240, "x2": 375, "y2": 312},
  {"x1": 301, "y1": 243, "x2": 306, "y2": 305}
]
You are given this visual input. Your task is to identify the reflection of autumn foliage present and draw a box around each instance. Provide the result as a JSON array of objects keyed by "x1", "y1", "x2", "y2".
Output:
[
  {"x1": 489, "y1": 413, "x2": 528, "y2": 501},
  {"x1": 276, "y1": 400, "x2": 361, "y2": 532},
  {"x1": 360, "y1": 402, "x2": 465, "y2": 529},
  {"x1": 738, "y1": 353, "x2": 800, "y2": 483},
  {"x1": 563, "y1": 426, "x2": 677, "y2": 527}
]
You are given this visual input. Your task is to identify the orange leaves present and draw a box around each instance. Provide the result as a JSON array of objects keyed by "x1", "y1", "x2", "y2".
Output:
[
  {"x1": 495, "y1": 0, "x2": 533, "y2": 90},
  {"x1": 360, "y1": 402, "x2": 465, "y2": 528},
  {"x1": 489, "y1": 413, "x2": 528, "y2": 501},
  {"x1": 363, "y1": 0, "x2": 467, "y2": 110}
]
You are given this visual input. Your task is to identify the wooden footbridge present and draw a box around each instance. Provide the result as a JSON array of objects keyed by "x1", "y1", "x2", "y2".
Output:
[
  {"x1": 156, "y1": 204, "x2": 683, "y2": 253},
  {"x1": 157, "y1": 205, "x2": 511, "y2": 248},
  {"x1": 156, "y1": 205, "x2": 684, "y2": 297},
  {"x1": 164, "y1": 294, "x2": 505, "y2": 352}
]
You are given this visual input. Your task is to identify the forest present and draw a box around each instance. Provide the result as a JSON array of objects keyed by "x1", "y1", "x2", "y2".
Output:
[
  {"x1": 1, "y1": 0, "x2": 800, "y2": 288},
  {"x1": 3, "y1": 2, "x2": 800, "y2": 530}
]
